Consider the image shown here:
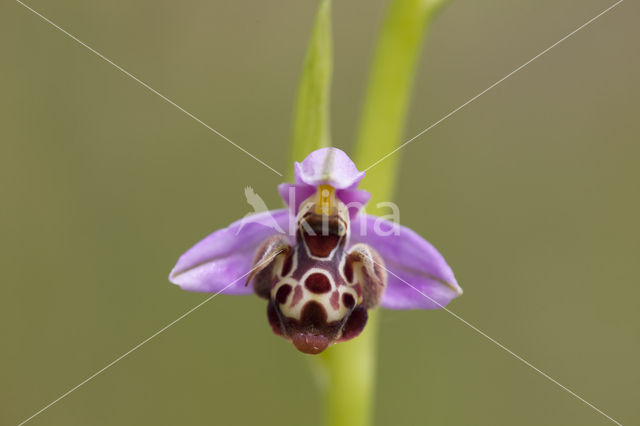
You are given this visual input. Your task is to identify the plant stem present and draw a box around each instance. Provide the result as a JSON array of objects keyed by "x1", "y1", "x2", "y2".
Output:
[
  {"x1": 355, "y1": 0, "x2": 448, "y2": 211},
  {"x1": 316, "y1": 2, "x2": 448, "y2": 426},
  {"x1": 314, "y1": 311, "x2": 379, "y2": 426}
]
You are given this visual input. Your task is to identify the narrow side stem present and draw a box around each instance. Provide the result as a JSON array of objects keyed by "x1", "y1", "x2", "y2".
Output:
[{"x1": 290, "y1": 0, "x2": 333, "y2": 166}]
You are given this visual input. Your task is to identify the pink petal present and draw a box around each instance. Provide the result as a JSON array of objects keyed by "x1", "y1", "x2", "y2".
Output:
[
  {"x1": 294, "y1": 147, "x2": 365, "y2": 189},
  {"x1": 169, "y1": 209, "x2": 293, "y2": 294},
  {"x1": 350, "y1": 214, "x2": 462, "y2": 309}
]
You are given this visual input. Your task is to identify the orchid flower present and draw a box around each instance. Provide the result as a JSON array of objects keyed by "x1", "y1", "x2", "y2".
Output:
[{"x1": 169, "y1": 147, "x2": 462, "y2": 354}]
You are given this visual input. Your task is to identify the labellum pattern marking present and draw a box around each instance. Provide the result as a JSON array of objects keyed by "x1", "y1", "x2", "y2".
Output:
[{"x1": 250, "y1": 189, "x2": 385, "y2": 354}]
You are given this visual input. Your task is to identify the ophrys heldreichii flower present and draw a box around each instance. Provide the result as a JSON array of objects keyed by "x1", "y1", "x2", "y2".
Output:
[{"x1": 169, "y1": 148, "x2": 462, "y2": 354}]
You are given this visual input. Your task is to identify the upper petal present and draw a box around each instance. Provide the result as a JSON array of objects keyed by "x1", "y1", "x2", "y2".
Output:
[
  {"x1": 336, "y1": 188, "x2": 371, "y2": 219},
  {"x1": 294, "y1": 147, "x2": 365, "y2": 189},
  {"x1": 277, "y1": 183, "x2": 315, "y2": 215},
  {"x1": 350, "y1": 214, "x2": 462, "y2": 309},
  {"x1": 169, "y1": 209, "x2": 293, "y2": 294}
]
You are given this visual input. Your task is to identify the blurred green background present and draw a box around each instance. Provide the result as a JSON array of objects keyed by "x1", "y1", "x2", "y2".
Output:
[{"x1": 1, "y1": 0, "x2": 638, "y2": 425}]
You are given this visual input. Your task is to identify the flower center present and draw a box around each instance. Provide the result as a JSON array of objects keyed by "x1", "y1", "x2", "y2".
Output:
[{"x1": 315, "y1": 184, "x2": 335, "y2": 216}]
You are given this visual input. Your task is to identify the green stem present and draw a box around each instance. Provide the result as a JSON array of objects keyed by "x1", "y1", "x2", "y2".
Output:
[
  {"x1": 355, "y1": 0, "x2": 448, "y2": 211},
  {"x1": 315, "y1": 311, "x2": 379, "y2": 426},
  {"x1": 290, "y1": 1, "x2": 448, "y2": 425},
  {"x1": 316, "y1": 2, "x2": 448, "y2": 426}
]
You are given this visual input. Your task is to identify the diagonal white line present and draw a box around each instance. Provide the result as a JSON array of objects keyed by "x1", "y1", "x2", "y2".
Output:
[
  {"x1": 376, "y1": 261, "x2": 623, "y2": 425},
  {"x1": 364, "y1": 0, "x2": 624, "y2": 173},
  {"x1": 16, "y1": 252, "x2": 281, "y2": 426},
  {"x1": 16, "y1": 0, "x2": 283, "y2": 177}
]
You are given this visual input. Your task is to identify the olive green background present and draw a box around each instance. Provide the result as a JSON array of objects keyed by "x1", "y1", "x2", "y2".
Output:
[{"x1": 1, "y1": 0, "x2": 638, "y2": 425}]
